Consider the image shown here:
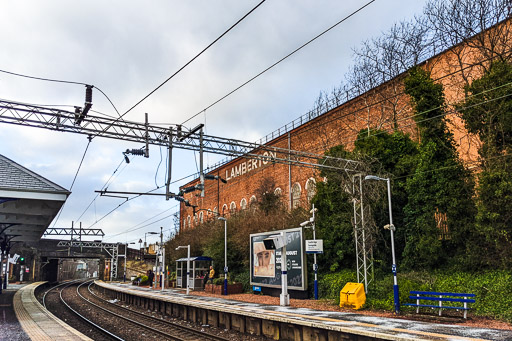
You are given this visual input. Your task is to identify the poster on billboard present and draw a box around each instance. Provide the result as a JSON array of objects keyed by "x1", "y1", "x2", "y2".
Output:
[{"x1": 250, "y1": 227, "x2": 307, "y2": 290}]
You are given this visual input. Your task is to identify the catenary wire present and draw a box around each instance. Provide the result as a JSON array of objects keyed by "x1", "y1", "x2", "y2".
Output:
[
  {"x1": 282, "y1": 50, "x2": 512, "y2": 152},
  {"x1": 118, "y1": 0, "x2": 267, "y2": 121},
  {"x1": 0, "y1": 68, "x2": 121, "y2": 118},
  {"x1": 178, "y1": 82, "x2": 512, "y2": 217},
  {"x1": 74, "y1": 157, "x2": 128, "y2": 222},
  {"x1": 181, "y1": 0, "x2": 376, "y2": 125},
  {"x1": 87, "y1": 172, "x2": 198, "y2": 229},
  {"x1": 50, "y1": 138, "x2": 92, "y2": 228}
]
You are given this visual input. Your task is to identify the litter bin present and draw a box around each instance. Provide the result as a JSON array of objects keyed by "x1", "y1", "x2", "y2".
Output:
[{"x1": 340, "y1": 282, "x2": 366, "y2": 310}]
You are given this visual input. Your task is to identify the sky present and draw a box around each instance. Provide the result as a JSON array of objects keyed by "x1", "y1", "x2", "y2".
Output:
[{"x1": 0, "y1": 0, "x2": 428, "y2": 247}]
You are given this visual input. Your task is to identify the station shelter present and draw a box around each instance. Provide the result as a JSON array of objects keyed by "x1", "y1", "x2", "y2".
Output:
[{"x1": 175, "y1": 256, "x2": 212, "y2": 290}]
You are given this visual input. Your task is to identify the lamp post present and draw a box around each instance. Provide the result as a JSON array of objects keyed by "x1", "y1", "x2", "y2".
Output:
[
  {"x1": 301, "y1": 204, "x2": 319, "y2": 300},
  {"x1": 157, "y1": 226, "x2": 164, "y2": 290},
  {"x1": 144, "y1": 231, "x2": 158, "y2": 256},
  {"x1": 218, "y1": 217, "x2": 228, "y2": 295},
  {"x1": 176, "y1": 245, "x2": 190, "y2": 295},
  {"x1": 364, "y1": 175, "x2": 399, "y2": 314}
]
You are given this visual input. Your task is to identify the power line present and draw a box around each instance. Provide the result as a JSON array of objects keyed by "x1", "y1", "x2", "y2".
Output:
[
  {"x1": 50, "y1": 138, "x2": 93, "y2": 228},
  {"x1": 87, "y1": 171, "x2": 198, "y2": 230},
  {"x1": 0, "y1": 68, "x2": 121, "y2": 118},
  {"x1": 74, "y1": 157, "x2": 128, "y2": 222},
  {"x1": 286, "y1": 49, "x2": 512, "y2": 150},
  {"x1": 181, "y1": 0, "x2": 377, "y2": 124},
  {"x1": 119, "y1": 0, "x2": 267, "y2": 120}
]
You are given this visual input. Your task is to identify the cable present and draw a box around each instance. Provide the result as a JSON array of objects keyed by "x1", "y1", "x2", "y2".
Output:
[
  {"x1": 70, "y1": 138, "x2": 92, "y2": 190},
  {"x1": 74, "y1": 157, "x2": 128, "y2": 222},
  {"x1": 284, "y1": 50, "x2": 512, "y2": 150},
  {"x1": 86, "y1": 171, "x2": 198, "y2": 229},
  {"x1": 181, "y1": 0, "x2": 376, "y2": 124},
  {"x1": 119, "y1": 0, "x2": 267, "y2": 120},
  {"x1": 0, "y1": 68, "x2": 121, "y2": 118},
  {"x1": 50, "y1": 137, "x2": 93, "y2": 228},
  {"x1": 104, "y1": 208, "x2": 179, "y2": 240},
  {"x1": 155, "y1": 145, "x2": 163, "y2": 188},
  {"x1": 0, "y1": 97, "x2": 120, "y2": 120}
]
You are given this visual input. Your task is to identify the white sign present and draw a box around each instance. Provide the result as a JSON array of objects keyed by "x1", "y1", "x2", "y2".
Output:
[
  {"x1": 225, "y1": 151, "x2": 277, "y2": 181},
  {"x1": 305, "y1": 240, "x2": 323, "y2": 254},
  {"x1": 9, "y1": 254, "x2": 20, "y2": 264}
]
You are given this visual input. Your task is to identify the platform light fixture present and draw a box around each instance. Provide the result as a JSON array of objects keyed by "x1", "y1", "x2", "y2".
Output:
[{"x1": 364, "y1": 174, "x2": 400, "y2": 314}]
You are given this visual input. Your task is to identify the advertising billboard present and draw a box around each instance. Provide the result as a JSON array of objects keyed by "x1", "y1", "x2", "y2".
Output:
[{"x1": 250, "y1": 227, "x2": 307, "y2": 290}]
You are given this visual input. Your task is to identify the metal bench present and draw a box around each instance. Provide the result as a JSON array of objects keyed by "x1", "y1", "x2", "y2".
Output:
[{"x1": 403, "y1": 291, "x2": 475, "y2": 319}]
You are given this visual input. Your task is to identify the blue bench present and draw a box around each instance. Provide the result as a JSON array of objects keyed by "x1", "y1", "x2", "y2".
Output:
[{"x1": 403, "y1": 291, "x2": 475, "y2": 319}]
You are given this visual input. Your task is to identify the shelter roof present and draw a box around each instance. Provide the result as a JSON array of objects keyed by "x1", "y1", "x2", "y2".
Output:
[
  {"x1": 176, "y1": 256, "x2": 212, "y2": 262},
  {"x1": 0, "y1": 154, "x2": 70, "y2": 243}
]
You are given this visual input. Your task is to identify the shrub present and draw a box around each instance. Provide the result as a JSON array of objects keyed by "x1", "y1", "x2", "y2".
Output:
[
  {"x1": 319, "y1": 270, "x2": 357, "y2": 305},
  {"x1": 213, "y1": 278, "x2": 224, "y2": 285},
  {"x1": 139, "y1": 275, "x2": 149, "y2": 286},
  {"x1": 233, "y1": 271, "x2": 251, "y2": 293}
]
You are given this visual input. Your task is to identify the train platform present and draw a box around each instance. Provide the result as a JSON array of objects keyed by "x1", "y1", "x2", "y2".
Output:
[
  {"x1": 97, "y1": 281, "x2": 512, "y2": 341},
  {"x1": 9, "y1": 281, "x2": 92, "y2": 341}
]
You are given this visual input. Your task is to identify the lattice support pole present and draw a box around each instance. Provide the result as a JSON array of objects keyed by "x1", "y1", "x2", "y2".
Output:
[
  {"x1": 352, "y1": 174, "x2": 373, "y2": 292},
  {"x1": 110, "y1": 244, "x2": 119, "y2": 281}
]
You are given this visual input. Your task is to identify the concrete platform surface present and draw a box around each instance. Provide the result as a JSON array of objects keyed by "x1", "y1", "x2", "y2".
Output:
[
  {"x1": 13, "y1": 282, "x2": 92, "y2": 341},
  {"x1": 99, "y1": 281, "x2": 512, "y2": 341},
  {"x1": 1, "y1": 284, "x2": 30, "y2": 341}
]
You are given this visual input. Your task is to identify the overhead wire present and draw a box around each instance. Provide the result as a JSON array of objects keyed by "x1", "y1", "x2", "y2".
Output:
[
  {"x1": 74, "y1": 157, "x2": 128, "y2": 222},
  {"x1": 283, "y1": 49, "x2": 512, "y2": 151},
  {"x1": 104, "y1": 207, "x2": 179, "y2": 240},
  {"x1": 50, "y1": 138, "x2": 93, "y2": 228},
  {"x1": 117, "y1": 0, "x2": 267, "y2": 121},
  {"x1": 181, "y1": 0, "x2": 377, "y2": 125},
  {"x1": 155, "y1": 145, "x2": 163, "y2": 188},
  {"x1": 174, "y1": 79, "x2": 512, "y2": 224},
  {"x1": 0, "y1": 68, "x2": 121, "y2": 118},
  {"x1": 87, "y1": 171, "x2": 198, "y2": 230}
]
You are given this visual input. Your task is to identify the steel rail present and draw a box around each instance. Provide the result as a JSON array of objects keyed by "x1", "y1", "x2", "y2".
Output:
[
  {"x1": 76, "y1": 281, "x2": 187, "y2": 341},
  {"x1": 56, "y1": 280, "x2": 124, "y2": 340},
  {"x1": 42, "y1": 278, "x2": 84, "y2": 309},
  {"x1": 85, "y1": 282, "x2": 232, "y2": 341}
]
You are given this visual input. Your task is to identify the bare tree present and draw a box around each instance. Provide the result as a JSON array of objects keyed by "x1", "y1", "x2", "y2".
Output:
[{"x1": 424, "y1": 0, "x2": 512, "y2": 83}]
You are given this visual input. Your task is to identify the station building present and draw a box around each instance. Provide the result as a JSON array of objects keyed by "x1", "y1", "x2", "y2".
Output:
[{"x1": 179, "y1": 19, "x2": 510, "y2": 231}]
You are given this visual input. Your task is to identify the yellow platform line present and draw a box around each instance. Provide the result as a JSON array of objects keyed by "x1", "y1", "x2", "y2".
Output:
[{"x1": 14, "y1": 282, "x2": 93, "y2": 341}]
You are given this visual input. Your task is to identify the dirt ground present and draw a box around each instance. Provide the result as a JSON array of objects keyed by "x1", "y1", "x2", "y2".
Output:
[{"x1": 188, "y1": 290, "x2": 512, "y2": 331}]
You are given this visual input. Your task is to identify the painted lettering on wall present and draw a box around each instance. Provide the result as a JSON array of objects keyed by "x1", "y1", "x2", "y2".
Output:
[{"x1": 225, "y1": 151, "x2": 277, "y2": 181}]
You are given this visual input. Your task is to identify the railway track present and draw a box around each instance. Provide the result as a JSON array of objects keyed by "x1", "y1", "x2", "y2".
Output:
[
  {"x1": 42, "y1": 279, "x2": 251, "y2": 341},
  {"x1": 78, "y1": 280, "x2": 233, "y2": 341},
  {"x1": 41, "y1": 279, "x2": 121, "y2": 341}
]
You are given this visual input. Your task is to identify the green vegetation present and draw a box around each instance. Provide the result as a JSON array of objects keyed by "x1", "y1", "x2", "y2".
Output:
[
  {"x1": 165, "y1": 62, "x2": 512, "y2": 323},
  {"x1": 318, "y1": 270, "x2": 512, "y2": 322},
  {"x1": 458, "y1": 61, "x2": 512, "y2": 269},
  {"x1": 402, "y1": 66, "x2": 476, "y2": 269}
]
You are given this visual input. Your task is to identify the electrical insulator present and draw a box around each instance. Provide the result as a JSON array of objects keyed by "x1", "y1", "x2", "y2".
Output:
[
  {"x1": 85, "y1": 85, "x2": 93, "y2": 105},
  {"x1": 126, "y1": 148, "x2": 145, "y2": 156}
]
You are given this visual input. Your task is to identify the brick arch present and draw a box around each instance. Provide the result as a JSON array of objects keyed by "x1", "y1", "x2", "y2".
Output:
[
  {"x1": 292, "y1": 182, "x2": 302, "y2": 209},
  {"x1": 305, "y1": 178, "x2": 317, "y2": 203},
  {"x1": 240, "y1": 198, "x2": 247, "y2": 210}
]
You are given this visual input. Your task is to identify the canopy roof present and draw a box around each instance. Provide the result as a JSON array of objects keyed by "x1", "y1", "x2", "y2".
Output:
[
  {"x1": 176, "y1": 256, "x2": 212, "y2": 262},
  {"x1": 0, "y1": 154, "x2": 70, "y2": 243}
]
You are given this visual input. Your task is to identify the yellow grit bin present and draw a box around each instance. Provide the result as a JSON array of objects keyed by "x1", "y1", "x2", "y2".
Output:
[{"x1": 340, "y1": 282, "x2": 366, "y2": 310}]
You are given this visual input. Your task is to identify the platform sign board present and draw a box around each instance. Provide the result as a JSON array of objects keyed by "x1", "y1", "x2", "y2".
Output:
[
  {"x1": 305, "y1": 239, "x2": 323, "y2": 254},
  {"x1": 250, "y1": 227, "x2": 307, "y2": 290}
]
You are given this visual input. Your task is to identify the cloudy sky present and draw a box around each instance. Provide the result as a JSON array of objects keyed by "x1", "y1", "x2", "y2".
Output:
[{"x1": 0, "y1": 0, "x2": 427, "y2": 246}]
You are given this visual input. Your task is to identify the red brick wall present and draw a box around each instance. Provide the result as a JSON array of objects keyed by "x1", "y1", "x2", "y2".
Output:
[{"x1": 179, "y1": 20, "x2": 511, "y2": 231}]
